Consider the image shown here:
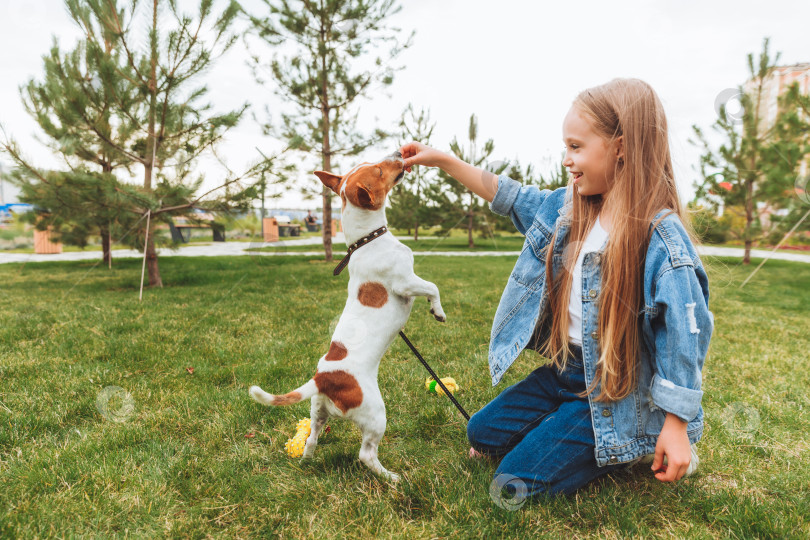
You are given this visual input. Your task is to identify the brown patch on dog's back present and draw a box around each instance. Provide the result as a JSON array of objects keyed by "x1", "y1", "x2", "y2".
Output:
[
  {"x1": 358, "y1": 282, "x2": 388, "y2": 308},
  {"x1": 313, "y1": 370, "x2": 363, "y2": 412},
  {"x1": 272, "y1": 391, "x2": 301, "y2": 405},
  {"x1": 325, "y1": 341, "x2": 348, "y2": 361}
]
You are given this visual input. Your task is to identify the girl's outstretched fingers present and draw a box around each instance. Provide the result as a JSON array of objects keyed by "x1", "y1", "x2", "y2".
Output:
[
  {"x1": 399, "y1": 141, "x2": 420, "y2": 172},
  {"x1": 399, "y1": 141, "x2": 443, "y2": 171}
]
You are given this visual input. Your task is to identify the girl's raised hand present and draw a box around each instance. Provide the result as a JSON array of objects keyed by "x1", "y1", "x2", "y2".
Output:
[{"x1": 399, "y1": 141, "x2": 445, "y2": 173}]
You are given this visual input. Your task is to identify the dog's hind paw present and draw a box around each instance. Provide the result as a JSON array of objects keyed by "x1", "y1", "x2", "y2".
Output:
[{"x1": 384, "y1": 471, "x2": 401, "y2": 483}]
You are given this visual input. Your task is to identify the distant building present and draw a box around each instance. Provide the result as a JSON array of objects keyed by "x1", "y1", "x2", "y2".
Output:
[{"x1": 744, "y1": 62, "x2": 810, "y2": 134}]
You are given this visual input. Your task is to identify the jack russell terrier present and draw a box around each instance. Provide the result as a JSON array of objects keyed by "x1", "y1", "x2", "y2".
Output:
[{"x1": 249, "y1": 151, "x2": 446, "y2": 481}]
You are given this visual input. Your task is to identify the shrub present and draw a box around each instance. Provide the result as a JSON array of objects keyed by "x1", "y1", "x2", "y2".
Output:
[{"x1": 689, "y1": 205, "x2": 729, "y2": 244}]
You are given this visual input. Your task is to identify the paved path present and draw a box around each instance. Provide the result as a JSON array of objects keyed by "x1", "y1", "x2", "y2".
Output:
[{"x1": 3, "y1": 233, "x2": 810, "y2": 264}]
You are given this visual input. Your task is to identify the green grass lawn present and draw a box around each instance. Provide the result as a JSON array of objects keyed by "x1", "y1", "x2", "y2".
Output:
[{"x1": 0, "y1": 254, "x2": 808, "y2": 538}]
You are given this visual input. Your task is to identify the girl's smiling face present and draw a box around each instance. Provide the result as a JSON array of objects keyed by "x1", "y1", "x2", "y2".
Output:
[{"x1": 562, "y1": 106, "x2": 623, "y2": 196}]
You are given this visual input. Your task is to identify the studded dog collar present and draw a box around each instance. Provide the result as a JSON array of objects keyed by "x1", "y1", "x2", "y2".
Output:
[{"x1": 333, "y1": 225, "x2": 388, "y2": 276}]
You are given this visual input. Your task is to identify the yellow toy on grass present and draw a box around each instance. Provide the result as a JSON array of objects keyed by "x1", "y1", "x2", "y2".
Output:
[
  {"x1": 284, "y1": 418, "x2": 311, "y2": 458},
  {"x1": 425, "y1": 377, "x2": 460, "y2": 396},
  {"x1": 284, "y1": 418, "x2": 331, "y2": 458}
]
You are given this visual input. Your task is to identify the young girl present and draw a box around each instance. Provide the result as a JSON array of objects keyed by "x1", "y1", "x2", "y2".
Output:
[{"x1": 399, "y1": 78, "x2": 714, "y2": 497}]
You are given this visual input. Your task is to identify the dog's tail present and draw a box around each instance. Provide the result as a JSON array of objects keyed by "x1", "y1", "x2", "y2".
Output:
[{"x1": 249, "y1": 379, "x2": 317, "y2": 407}]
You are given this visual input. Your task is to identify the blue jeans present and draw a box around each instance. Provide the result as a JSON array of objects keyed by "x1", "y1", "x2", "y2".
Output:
[{"x1": 467, "y1": 342, "x2": 628, "y2": 496}]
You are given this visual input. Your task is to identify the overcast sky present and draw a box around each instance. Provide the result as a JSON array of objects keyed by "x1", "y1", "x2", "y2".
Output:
[{"x1": 1, "y1": 0, "x2": 808, "y2": 210}]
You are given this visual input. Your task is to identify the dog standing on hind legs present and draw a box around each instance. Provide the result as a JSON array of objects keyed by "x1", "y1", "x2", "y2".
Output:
[{"x1": 249, "y1": 151, "x2": 446, "y2": 482}]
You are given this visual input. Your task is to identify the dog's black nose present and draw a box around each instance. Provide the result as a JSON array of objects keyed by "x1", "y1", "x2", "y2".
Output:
[{"x1": 392, "y1": 151, "x2": 402, "y2": 159}]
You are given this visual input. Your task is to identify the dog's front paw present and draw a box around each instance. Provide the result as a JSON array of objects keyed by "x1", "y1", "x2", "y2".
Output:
[{"x1": 429, "y1": 307, "x2": 447, "y2": 322}]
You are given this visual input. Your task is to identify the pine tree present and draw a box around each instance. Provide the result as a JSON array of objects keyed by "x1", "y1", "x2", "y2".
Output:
[
  {"x1": 1, "y1": 1, "x2": 267, "y2": 285},
  {"x1": 245, "y1": 0, "x2": 413, "y2": 261},
  {"x1": 434, "y1": 114, "x2": 507, "y2": 248},
  {"x1": 538, "y1": 153, "x2": 571, "y2": 192},
  {"x1": 691, "y1": 38, "x2": 810, "y2": 263},
  {"x1": 14, "y1": 31, "x2": 138, "y2": 265},
  {"x1": 388, "y1": 104, "x2": 440, "y2": 241},
  {"x1": 67, "y1": 0, "x2": 249, "y2": 286}
]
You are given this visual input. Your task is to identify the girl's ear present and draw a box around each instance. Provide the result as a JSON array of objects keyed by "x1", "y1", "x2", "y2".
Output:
[
  {"x1": 614, "y1": 135, "x2": 625, "y2": 162},
  {"x1": 314, "y1": 171, "x2": 343, "y2": 193}
]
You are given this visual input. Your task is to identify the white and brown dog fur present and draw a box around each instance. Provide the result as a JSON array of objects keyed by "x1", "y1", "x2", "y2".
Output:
[{"x1": 249, "y1": 151, "x2": 446, "y2": 481}]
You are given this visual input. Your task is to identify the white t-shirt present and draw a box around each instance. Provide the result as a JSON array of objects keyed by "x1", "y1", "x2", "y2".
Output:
[{"x1": 568, "y1": 216, "x2": 610, "y2": 346}]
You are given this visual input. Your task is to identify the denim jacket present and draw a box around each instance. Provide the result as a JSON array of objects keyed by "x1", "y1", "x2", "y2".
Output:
[{"x1": 488, "y1": 175, "x2": 714, "y2": 467}]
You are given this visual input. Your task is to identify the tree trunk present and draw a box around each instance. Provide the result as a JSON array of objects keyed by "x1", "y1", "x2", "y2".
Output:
[
  {"x1": 142, "y1": 164, "x2": 162, "y2": 287},
  {"x1": 414, "y1": 186, "x2": 419, "y2": 241},
  {"x1": 101, "y1": 228, "x2": 112, "y2": 268},
  {"x1": 146, "y1": 233, "x2": 161, "y2": 287},
  {"x1": 100, "y1": 167, "x2": 113, "y2": 269},
  {"x1": 743, "y1": 177, "x2": 753, "y2": 264},
  {"x1": 322, "y1": 184, "x2": 333, "y2": 262},
  {"x1": 320, "y1": 21, "x2": 333, "y2": 262},
  {"x1": 143, "y1": 0, "x2": 162, "y2": 286},
  {"x1": 468, "y1": 211, "x2": 474, "y2": 248},
  {"x1": 467, "y1": 191, "x2": 475, "y2": 248}
]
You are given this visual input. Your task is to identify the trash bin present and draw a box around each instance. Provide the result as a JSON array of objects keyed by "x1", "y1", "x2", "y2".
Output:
[
  {"x1": 263, "y1": 218, "x2": 279, "y2": 242},
  {"x1": 34, "y1": 226, "x2": 62, "y2": 254}
]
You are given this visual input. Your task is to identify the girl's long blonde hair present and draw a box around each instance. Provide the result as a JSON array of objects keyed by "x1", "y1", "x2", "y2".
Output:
[{"x1": 537, "y1": 78, "x2": 701, "y2": 402}]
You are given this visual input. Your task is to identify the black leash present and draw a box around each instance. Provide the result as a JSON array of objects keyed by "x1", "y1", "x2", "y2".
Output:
[{"x1": 399, "y1": 330, "x2": 470, "y2": 421}]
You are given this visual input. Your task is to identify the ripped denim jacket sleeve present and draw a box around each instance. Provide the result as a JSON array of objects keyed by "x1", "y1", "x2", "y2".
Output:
[
  {"x1": 489, "y1": 175, "x2": 553, "y2": 235},
  {"x1": 650, "y1": 263, "x2": 715, "y2": 423}
]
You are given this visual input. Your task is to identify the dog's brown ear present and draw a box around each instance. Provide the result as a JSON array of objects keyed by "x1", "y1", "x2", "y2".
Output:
[
  {"x1": 314, "y1": 171, "x2": 342, "y2": 193},
  {"x1": 354, "y1": 183, "x2": 383, "y2": 210}
]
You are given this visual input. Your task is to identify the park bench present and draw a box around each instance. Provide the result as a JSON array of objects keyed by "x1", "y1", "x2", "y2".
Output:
[
  {"x1": 262, "y1": 215, "x2": 340, "y2": 242},
  {"x1": 166, "y1": 213, "x2": 225, "y2": 243},
  {"x1": 278, "y1": 223, "x2": 301, "y2": 237},
  {"x1": 271, "y1": 215, "x2": 301, "y2": 237}
]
